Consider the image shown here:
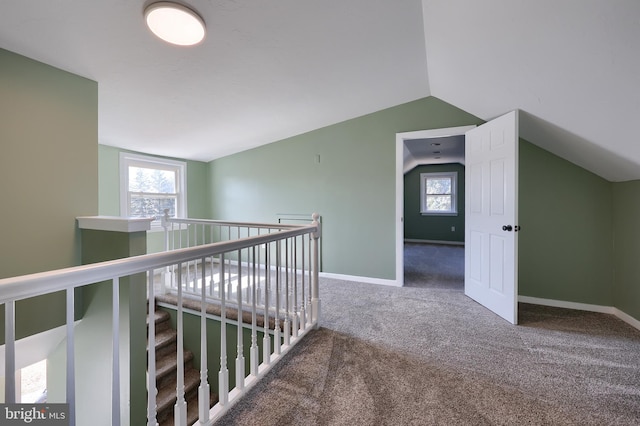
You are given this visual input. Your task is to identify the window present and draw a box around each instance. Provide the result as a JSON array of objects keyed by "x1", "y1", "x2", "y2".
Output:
[
  {"x1": 120, "y1": 153, "x2": 186, "y2": 227},
  {"x1": 420, "y1": 172, "x2": 457, "y2": 215}
]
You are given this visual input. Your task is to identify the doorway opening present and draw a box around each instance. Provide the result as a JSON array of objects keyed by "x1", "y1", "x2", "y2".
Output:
[{"x1": 395, "y1": 126, "x2": 475, "y2": 287}]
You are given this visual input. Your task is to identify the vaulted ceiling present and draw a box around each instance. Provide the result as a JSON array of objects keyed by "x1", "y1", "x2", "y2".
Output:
[{"x1": 1, "y1": 1, "x2": 638, "y2": 181}]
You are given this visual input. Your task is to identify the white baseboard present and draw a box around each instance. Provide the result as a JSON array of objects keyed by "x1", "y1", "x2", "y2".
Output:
[
  {"x1": 612, "y1": 307, "x2": 640, "y2": 331},
  {"x1": 518, "y1": 296, "x2": 615, "y2": 314},
  {"x1": 319, "y1": 272, "x2": 401, "y2": 287},
  {"x1": 404, "y1": 239, "x2": 464, "y2": 246},
  {"x1": 518, "y1": 295, "x2": 640, "y2": 331}
]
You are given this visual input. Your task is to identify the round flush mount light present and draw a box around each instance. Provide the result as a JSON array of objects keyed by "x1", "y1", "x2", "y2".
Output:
[{"x1": 144, "y1": 2, "x2": 205, "y2": 46}]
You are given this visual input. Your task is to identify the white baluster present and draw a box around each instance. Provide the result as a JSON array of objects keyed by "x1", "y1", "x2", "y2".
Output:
[
  {"x1": 147, "y1": 273, "x2": 159, "y2": 426},
  {"x1": 226, "y1": 237, "x2": 232, "y2": 298},
  {"x1": 174, "y1": 266, "x2": 187, "y2": 426},
  {"x1": 307, "y1": 234, "x2": 313, "y2": 327},
  {"x1": 245, "y1": 227, "x2": 251, "y2": 302},
  {"x1": 291, "y1": 237, "x2": 299, "y2": 338},
  {"x1": 217, "y1": 255, "x2": 222, "y2": 300},
  {"x1": 209, "y1": 255, "x2": 215, "y2": 297},
  {"x1": 283, "y1": 238, "x2": 291, "y2": 347},
  {"x1": 300, "y1": 236, "x2": 307, "y2": 331},
  {"x1": 171, "y1": 222, "x2": 177, "y2": 292},
  {"x1": 4, "y1": 300, "x2": 16, "y2": 403},
  {"x1": 187, "y1": 226, "x2": 194, "y2": 293},
  {"x1": 161, "y1": 210, "x2": 171, "y2": 294},
  {"x1": 311, "y1": 213, "x2": 321, "y2": 327},
  {"x1": 235, "y1": 249, "x2": 245, "y2": 391},
  {"x1": 256, "y1": 229, "x2": 262, "y2": 306},
  {"x1": 262, "y1": 244, "x2": 271, "y2": 366},
  {"x1": 112, "y1": 278, "x2": 121, "y2": 426},
  {"x1": 66, "y1": 288, "x2": 76, "y2": 426},
  {"x1": 209, "y1": 226, "x2": 215, "y2": 298},
  {"x1": 198, "y1": 259, "x2": 210, "y2": 424},
  {"x1": 274, "y1": 241, "x2": 281, "y2": 356},
  {"x1": 218, "y1": 255, "x2": 229, "y2": 406},
  {"x1": 250, "y1": 246, "x2": 259, "y2": 376},
  {"x1": 227, "y1": 261, "x2": 233, "y2": 299}
]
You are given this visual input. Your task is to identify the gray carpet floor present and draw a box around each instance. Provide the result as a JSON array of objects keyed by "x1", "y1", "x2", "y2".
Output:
[{"x1": 217, "y1": 243, "x2": 640, "y2": 425}]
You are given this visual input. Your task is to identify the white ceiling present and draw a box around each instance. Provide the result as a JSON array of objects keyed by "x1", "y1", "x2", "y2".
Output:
[
  {"x1": 0, "y1": 0, "x2": 429, "y2": 161},
  {"x1": 1, "y1": 1, "x2": 639, "y2": 181},
  {"x1": 404, "y1": 135, "x2": 465, "y2": 173},
  {"x1": 422, "y1": 0, "x2": 640, "y2": 181}
]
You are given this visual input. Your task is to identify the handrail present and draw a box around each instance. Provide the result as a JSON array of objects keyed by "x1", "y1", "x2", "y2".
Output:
[
  {"x1": 0, "y1": 224, "x2": 317, "y2": 304},
  {"x1": 1, "y1": 214, "x2": 321, "y2": 426},
  {"x1": 163, "y1": 216, "x2": 303, "y2": 231}
]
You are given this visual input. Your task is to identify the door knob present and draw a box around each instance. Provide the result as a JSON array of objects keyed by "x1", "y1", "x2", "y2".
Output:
[{"x1": 502, "y1": 225, "x2": 513, "y2": 232}]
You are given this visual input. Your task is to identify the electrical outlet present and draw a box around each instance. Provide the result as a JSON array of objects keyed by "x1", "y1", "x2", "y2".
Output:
[{"x1": 451, "y1": 226, "x2": 455, "y2": 232}]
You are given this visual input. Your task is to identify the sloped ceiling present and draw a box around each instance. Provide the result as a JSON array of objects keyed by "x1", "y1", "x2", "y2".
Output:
[
  {"x1": 1, "y1": 1, "x2": 638, "y2": 181},
  {"x1": 0, "y1": 0, "x2": 429, "y2": 161},
  {"x1": 404, "y1": 135, "x2": 465, "y2": 173},
  {"x1": 422, "y1": 0, "x2": 640, "y2": 182}
]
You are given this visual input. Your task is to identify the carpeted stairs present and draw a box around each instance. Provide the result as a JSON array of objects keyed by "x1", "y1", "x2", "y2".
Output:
[{"x1": 147, "y1": 307, "x2": 218, "y2": 426}]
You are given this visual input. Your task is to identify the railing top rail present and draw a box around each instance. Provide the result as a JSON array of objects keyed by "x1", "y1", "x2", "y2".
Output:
[
  {"x1": 0, "y1": 223, "x2": 318, "y2": 305},
  {"x1": 165, "y1": 216, "x2": 305, "y2": 230}
]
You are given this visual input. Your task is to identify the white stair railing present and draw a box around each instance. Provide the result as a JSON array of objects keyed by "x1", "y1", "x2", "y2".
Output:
[{"x1": 0, "y1": 214, "x2": 320, "y2": 426}]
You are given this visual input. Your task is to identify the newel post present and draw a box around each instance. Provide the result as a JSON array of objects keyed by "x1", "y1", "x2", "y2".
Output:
[{"x1": 311, "y1": 213, "x2": 321, "y2": 328}]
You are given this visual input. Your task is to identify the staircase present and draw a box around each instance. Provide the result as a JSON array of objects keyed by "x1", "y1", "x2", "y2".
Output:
[{"x1": 148, "y1": 307, "x2": 218, "y2": 426}]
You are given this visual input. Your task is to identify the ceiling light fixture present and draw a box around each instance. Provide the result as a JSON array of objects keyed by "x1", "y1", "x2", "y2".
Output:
[{"x1": 144, "y1": 2, "x2": 205, "y2": 46}]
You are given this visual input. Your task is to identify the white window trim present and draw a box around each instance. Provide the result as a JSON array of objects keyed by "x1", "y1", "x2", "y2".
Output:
[
  {"x1": 119, "y1": 152, "x2": 187, "y2": 228},
  {"x1": 420, "y1": 171, "x2": 458, "y2": 216}
]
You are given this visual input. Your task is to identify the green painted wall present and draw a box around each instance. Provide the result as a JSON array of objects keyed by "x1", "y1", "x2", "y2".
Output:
[
  {"x1": 404, "y1": 163, "x2": 465, "y2": 242},
  {"x1": 98, "y1": 145, "x2": 210, "y2": 252},
  {"x1": 0, "y1": 48, "x2": 98, "y2": 275},
  {"x1": 518, "y1": 140, "x2": 613, "y2": 306},
  {"x1": 96, "y1": 96, "x2": 640, "y2": 320},
  {"x1": 612, "y1": 180, "x2": 640, "y2": 320},
  {"x1": 0, "y1": 48, "x2": 98, "y2": 340},
  {"x1": 98, "y1": 144, "x2": 121, "y2": 216},
  {"x1": 209, "y1": 97, "x2": 483, "y2": 279}
]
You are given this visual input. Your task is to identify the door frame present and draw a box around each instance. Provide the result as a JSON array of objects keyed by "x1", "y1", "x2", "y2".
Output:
[{"x1": 395, "y1": 125, "x2": 477, "y2": 286}]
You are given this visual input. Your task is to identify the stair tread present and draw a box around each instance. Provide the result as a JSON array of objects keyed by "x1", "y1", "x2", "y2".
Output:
[
  {"x1": 156, "y1": 350, "x2": 194, "y2": 380},
  {"x1": 147, "y1": 309, "x2": 170, "y2": 325},
  {"x1": 156, "y1": 368, "x2": 201, "y2": 413},
  {"x1": 155, "y1": 293, "x2": 288, "y2": 331},
  {"x1": 149, "y1": 328, "x2": 177, "y2": 351},
  {"x1": 147, "y1": 303, "x2": 218, "y2": 426}
]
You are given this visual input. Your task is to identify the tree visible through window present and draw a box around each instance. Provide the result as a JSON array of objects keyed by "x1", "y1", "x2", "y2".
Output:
[
  {"x1": 120, "y1": 153, "x2": 186, "y2": 226},
  {"x1": 420, "y1": 172, "x2": 457, "y2": 215},
  {"x1": 129, "y1": 166, "x2": 177, "y2": 217}
]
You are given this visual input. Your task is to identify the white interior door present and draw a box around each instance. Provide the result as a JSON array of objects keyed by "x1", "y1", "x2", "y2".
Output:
[{"x1": 464, "y1": 111, "x2": 519, "y2": 324}]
